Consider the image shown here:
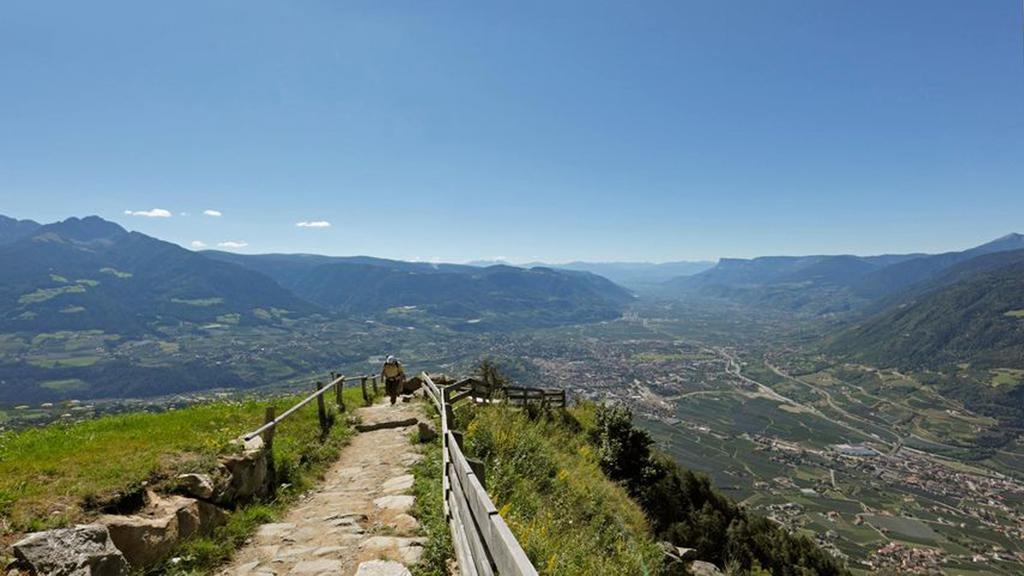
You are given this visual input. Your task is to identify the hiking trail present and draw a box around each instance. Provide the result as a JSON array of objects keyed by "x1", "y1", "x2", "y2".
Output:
[{"x1": 220, "y1": 400, "x2": 426, "y2": 576}]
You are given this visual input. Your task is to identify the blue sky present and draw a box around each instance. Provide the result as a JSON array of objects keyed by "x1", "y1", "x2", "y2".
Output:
[{"x1": 1, "y1": 1, "x2": 1022, "y2": 262}]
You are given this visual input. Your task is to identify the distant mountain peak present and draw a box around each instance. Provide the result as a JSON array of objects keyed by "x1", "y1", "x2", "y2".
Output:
[
  {"x1": 40, "y1": 216, "x2": 127, "y2": 243},
  {"x1": 991, "y1": 232, "x2": 1023, "y2": 242},
  {"x1": 0, "y1": 214, "x2": 42, "y2": 245},
  {"x1": 970, "y1": 232, "x2": 1024, "y2": 254}
]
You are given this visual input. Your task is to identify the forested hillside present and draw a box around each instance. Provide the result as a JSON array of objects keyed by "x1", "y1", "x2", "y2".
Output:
[
  {"x1": 668, "y1": 234, "x2": 1024, "y2": 316},
  {"x1": 205, "y1": 251, "x2": 634, "y2": 329},
  {"x1": 828, "y1": 252, "x2": 1024, "y2": 369}
]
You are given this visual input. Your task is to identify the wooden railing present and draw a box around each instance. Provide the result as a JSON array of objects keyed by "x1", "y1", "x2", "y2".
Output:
[
  {"x1": 442, "y1": 377, "x2": 567, "y2": 409},
  {"x1": 422, "y1": 373, "x2": 567, "y2": 576},
  {"x1": 242, "y1": 373, "x2": 380, "y2": 444}
]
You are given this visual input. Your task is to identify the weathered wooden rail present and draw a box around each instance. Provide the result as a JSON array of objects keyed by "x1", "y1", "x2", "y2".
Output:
[
  {"x1": 422, "y1": 373, "x2": 566, "y2": 576},
  {"x1": 242, "y1": 373, "x2": 380, "y2": 444},
  {"x1": 442, "y1": 377, "x2": 567, "y2": 409}
]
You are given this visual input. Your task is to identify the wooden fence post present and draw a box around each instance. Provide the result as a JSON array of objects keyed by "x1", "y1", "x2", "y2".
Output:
[
  {"x1": 315, "y1": 381, "x2": 328, "y2": 435},
  {"x1": 361, "y1": 377, "x2": 370, "y2": 405},
  {"x1": 372, "y1": 375, "x2": 379, "y2": 396},
  {"x1": 445, "y1": 404, "x2": 455, "y2": 429},
  {"x1": 262, "y1": 406, "x2": 276, "y2": 452},
  {"x1": 467, "y1": 457, "x2": 486, "y2": 489},
  {"x1": 336, "y1": 374, "x2": 346, "y2": 412}
]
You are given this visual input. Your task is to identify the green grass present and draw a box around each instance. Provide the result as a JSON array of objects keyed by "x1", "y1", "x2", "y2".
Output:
[
  {"x1": 100, "y1": 267, "x2": 133, "y2": 279},
  {"x1": 18, "y1": 284, "x2": 86, "y2": 305},
  {"x1": 462, "y1": 404, "x2": 663, "y2": 576},
  {"x1": 410, "y1": 404, "x2": 452, "y2": 576},
  {"x1": 0, "y1": 384, "x2": 373, "y2": 542},
  {"x1": 990, "y1": 369, "x2": 1024, "y2": 387},
  {"x1": 171, "y1": 297, "x2": 225, "y2": 307},
  {"x1": 28, "y1": 356, "x2": 100, "y2": 368},
  {"x1": 38, "y1": 378, "x2": 89, "y2": 392},
  {"x1": 1003, "y1": 309, "x2": 1024, "y2": 318}
]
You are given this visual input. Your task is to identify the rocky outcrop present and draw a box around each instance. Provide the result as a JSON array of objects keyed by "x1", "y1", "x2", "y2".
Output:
[
  {"x1": 171, "y1": 438, "x2": 272, "y2": 508},
  {"x1": 100, "y1": 492, "x2": 226, "y2": 568},
  {"x1": 12, "y1": 524, "x2": 129, "y2": 576},
  {"x1": 215, "y1": 436, "x2": 270, "y2": 505},
  {"x1": 688, "y1": 560, "x2": 724, "y2": 576},
  {"x1": 10, "y1": 436, "x2": 269, "y2": 574},
  {"x1": 660, "y1": 541, "x2": 697, "y2": 566},
  {"x1": 175, "y1": 473, "x2": 215, "y2": 500}
]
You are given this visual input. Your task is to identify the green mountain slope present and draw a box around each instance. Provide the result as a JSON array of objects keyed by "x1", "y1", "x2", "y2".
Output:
[
  {"x1": 459, "y1": 402, "x2": 849, "y2": 575},
  {"x1": 0, "y1": 216, "x2": 320, "y2": 335},
  {"x1": 828, "y1": 251, "x2": 1024, "y2": 369},
  {"x1": 204, "y1": 252, "x2": 635, "y2": 329},
  {"x1": 667, "y1": 234, "x2": 1024, "y2": 315},
  {"x1": 0, "y1": 216, "x2": 41, "y2": 245}
]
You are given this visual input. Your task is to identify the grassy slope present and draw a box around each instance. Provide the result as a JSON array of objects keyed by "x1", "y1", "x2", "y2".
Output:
[
  {"x1": 459, "y1": 404, "x2": 663, "y2": 576},
  {"x1": 410, "y1": 404, "x2": 453, "y2": 576},
  {"x1": 0, "y1": 384, "x2": 373, "y2": 547}
]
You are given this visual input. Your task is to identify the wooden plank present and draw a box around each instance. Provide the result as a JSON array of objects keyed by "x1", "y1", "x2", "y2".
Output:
[
  {"x1": 488, "y1": 514, "x2": 539, "y2": 576},
  {"x1": 448, "y1": 491, "x2": 480, "y2": 576},
  {"x1": 447, "y1": 433, "x2": 499, "y2": 546},
  {"x1": 262, "y1": 406, "x2": 275, "y2": 452},
  {"x1": 450, "y1": 388, "x2": 475, "y2": 405},
  {"x1": 461, "y1": 468, "x2": 497, "y2": 544},
  {"x1": 315, "y1": 381, "x2": 328, "y2": 434},
  {"x1": 443, "y1": 472, "x2": 451, "y2": 518},
  {"x1": 449, "y1": 464, "x2": 496, "y2": 576}
]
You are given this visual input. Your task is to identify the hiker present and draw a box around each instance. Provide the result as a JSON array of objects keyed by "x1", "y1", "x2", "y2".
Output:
[{"x1": 381, "y1": 355, "x2": 406, "y2": 405}]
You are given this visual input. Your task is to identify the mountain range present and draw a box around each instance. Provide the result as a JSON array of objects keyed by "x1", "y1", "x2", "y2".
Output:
[
  {"x1": 203, "y1": 251, "x2": 634, "y2": 329},
  {"x1": 467, "y1": 259, "x2": 716, "y2": 289},
  {"x1": 0, "y1": 215, "x2": 634, "y2": 335},
  {"x1": 0, "y1": 216, "x2": 318, "y2": 335},
  {"x1": 3, "y1": 213, "x2": 1023, "y2": 401},
  {"x1": 667, "y1": 233, "x2": 1024, "y2": 315},
  {"x1": 665, "y1": 234, "x2": 1024, "y2": 370}
]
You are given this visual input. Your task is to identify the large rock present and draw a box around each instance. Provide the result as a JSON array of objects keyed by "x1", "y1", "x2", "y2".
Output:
[
  {"x1": 660, "y1": 541, "x2": 697, "y2": 564},
  {"x1": 355, "y1": 560, "x2": 411, "y2": 576},
  {"x1": 688, "y1": 560, "x2": 723, "y2": 576},
  {"x1": 12, "y1": 524, "x2": 129, "y2": 576},
  {"x1": 101, "y1": 492, "x2": 226, "y2": 568},
  {"x1": 175, "y1": 473, "x2": 215, "y2": 500},
  {"x1": 216, "y1": 436, "x2": 270, "y2": 505}
]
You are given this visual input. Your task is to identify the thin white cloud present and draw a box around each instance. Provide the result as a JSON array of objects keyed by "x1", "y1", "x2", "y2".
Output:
[
  {"x1": 180, "y1": 212, "x2": 190, "y2": 216},
  {"x1": 203, "y1": 210, "x2": 222, "y2": 217},
  {"x1": 190, "y1": 240, "x2": 207, "y2": 249},
  {"x1": 296, "y1": 220, "x2": 331, "y2": 228},
  {"x1": 124, "y1": 208, "x2": 172, "y2": 218},
  {"x1": 218, "y1": 241, "x2": 248, "y2": 249}
]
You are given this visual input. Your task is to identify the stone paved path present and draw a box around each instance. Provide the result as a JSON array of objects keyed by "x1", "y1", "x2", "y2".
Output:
[{"x1": 220, "y1": 401, "x2": 426, "y2": 576}]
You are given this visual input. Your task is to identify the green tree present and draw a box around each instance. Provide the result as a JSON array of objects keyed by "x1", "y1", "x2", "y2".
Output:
[{"x1": 476, "y1": 358, "x2": 508, "y2": 391}]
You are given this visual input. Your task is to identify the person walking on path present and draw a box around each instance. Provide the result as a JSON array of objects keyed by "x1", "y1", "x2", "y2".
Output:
[{"x1": 381, "y1": 355, "x2": 406, "y2": 405}]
